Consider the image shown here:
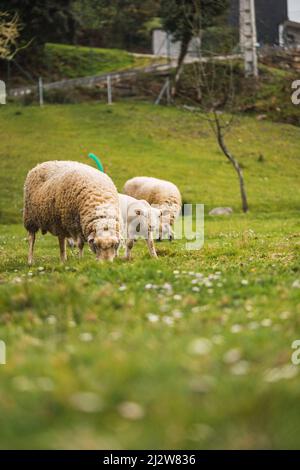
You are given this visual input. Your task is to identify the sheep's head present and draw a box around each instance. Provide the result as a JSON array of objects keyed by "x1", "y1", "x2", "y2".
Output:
[
  {"x1": 88, "y1": 205, "x2": 120, "y2": 261},
  {"x1": 151, "y1": 205, "x2": 174, "y2": 241},
  {"x1": 125, "y1": 201, "x2": 150, "y2": 239},
  {"x1": 88, "y1": 233, "x2": 119, "y2": 261}
]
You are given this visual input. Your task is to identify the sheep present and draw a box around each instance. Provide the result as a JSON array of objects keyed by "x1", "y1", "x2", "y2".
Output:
[
  {"x1": 123, "y1": 176, "x2": 182, "y2": 240},
  {"x1": 118, "y1": 193, "x2": 161, "y2": 260},
  {"x1": 23, "y1": 160, "x2": 121, "y2": 264}
]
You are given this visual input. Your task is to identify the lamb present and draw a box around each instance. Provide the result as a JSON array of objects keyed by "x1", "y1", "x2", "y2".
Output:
[
  {"x1": 123, "y1": 176, "x2": 182, "y2": 240},
  {"x1": 23, "y1": 160, "x2": 121, "y2": 264},
  {"x1": 118, "y1": 193, "x2": 161, "y2": 260}
]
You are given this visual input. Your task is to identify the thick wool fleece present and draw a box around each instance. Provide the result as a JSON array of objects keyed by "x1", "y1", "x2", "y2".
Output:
[
  {"x1": 123, "y1": 176, "x2": 182, "y2": 225},
  {"x1": 24, "y1": 161, "x2": 120, "y2": 241}
]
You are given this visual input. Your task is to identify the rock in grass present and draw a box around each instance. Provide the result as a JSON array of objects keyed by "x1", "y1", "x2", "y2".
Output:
[{"x1": 209, "y1": 207, "x2": 233, "y2": 216}]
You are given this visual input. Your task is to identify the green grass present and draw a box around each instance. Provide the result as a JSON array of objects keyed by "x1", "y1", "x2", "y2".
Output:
[
  {"x1": 0, "y1": 102, "x2": 300, "y2": 449},
  {"x1": 12, "y1": 43, "x2": 155, "y2": 86}
]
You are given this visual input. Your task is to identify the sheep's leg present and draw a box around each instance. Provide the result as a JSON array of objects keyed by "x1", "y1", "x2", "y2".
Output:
[
  {"x1": 125, "y1": 239, "x2": 134, "y2": 260},
  {"x1": 28, "y1": 231, "x2": 36, "y2": 265},
  {"x1": 78, "y1": 238, "x2": 84, "y2": 259},
  {"x1": 58, "y1": 236, "x2": 67, "y2": 263},
  {"x1": 146, "y1": 232, "x2": 158, "y2": 258}
]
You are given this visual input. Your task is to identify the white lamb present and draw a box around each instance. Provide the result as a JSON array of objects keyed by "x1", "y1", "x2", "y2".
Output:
[
  {"x1": 24, "y1": 161, "x2": 121, "y2": 263},
  {"x1": 118, "y1": 193, "x2": 161, "y2": 259},
  {"x1": 123, "y1": 176, "x2": 182, "y2": 240}
]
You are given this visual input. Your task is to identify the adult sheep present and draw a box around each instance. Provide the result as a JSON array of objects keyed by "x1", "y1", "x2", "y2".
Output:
[
  {"x1": 24, "y1": 161, "x2": 121, "y2": 264},
  {"x1": 123, "y1": 176, "x2": 181, "y2": 240}
]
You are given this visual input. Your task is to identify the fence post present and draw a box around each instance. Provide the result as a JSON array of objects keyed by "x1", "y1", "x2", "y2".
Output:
[
  {"x1": 38, "y1": 77, "x2": 44, "y2": 106},
  {"x1": 166, "y1": 77, "x2": 171, "y2": 105},
  {"x1": 107, "y1": 75, "x2": 112, "y2": 105}
]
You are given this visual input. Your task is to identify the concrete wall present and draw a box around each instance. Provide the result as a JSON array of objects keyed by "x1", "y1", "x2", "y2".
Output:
[{"x1": 152, "y1": 29, "x2": 201, "y2": 58}]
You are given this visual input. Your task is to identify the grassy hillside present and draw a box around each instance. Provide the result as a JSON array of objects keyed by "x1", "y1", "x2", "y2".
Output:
[
  {"x1": 5, "y1": 43, "x2": 155, "y2": 87},
  {"x1": 0, "y1": 103, "x2": 299, "y2": 449}
]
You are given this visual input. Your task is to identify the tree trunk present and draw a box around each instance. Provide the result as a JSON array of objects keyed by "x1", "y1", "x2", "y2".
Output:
[
  {"x1": 216, "y1": 121, "x2": 249, "y2": 213},
  {"x1": 171, "y1": 34, "x2": 191, "y2": 98}
]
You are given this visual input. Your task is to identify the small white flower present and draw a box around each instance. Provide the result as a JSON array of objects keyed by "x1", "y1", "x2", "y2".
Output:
[
  {"x1": 163, "y1": 282, "x2": 172, "y2": 291},
  {"x1": 38, "y1": 266, "x2": 44, "y2": 272},
  {"x1": 118, "y1": 401, "x2": 145, "y2": 420},
  {"x1": 261, "y1": 318, "x2": 272, "y2": 327},
  {"x1": 204, "y1": 280, "x2": 213, "y2": 288},
  {"x1": 172, "y1": 309, "x2": 183, "y2": 319},
  {"x1": 146, "y1": 313, "x2": 159, "y2": 323},
  {"x1": 241, "y1": 279, "x2": 249, "y2": 286},
  {"x1": 188, "y1": 338, "x2": 212, "y2": 356},
  {"x1": 249, "y1": 321, "x2": 259, "y2": 330},
  {"x1": 119, "y1": 285, "x2": 127, "y2": 291},
  {"x1": 145, "y1": 283, "x2": 153, "y2": 290},
  {"x1": 173, "y1": 270, "x2": 180, "y2": 274},
  {"x1": 280, "y1": 311, "x2": 290, "y2": 320},
  {"x1": 162, "y1": 316, "x2": 174, "y2": 326},
  {"x1": 223, "y1": 348, "x2": 241, "y2": 364},
  {"x1": 192, "y1": 286, "x2": 200, "y2": 292},
  {"x1": 68, "y1": 320, "x2": 76, "y2": 328},
  {"x1": 47, "y1": 315, "x2": 57, "y2": 325},
  {"x1": 70, "y1": 392, "x2": 102, "y2": 413},
  {"x1": 79, "y1": 332, "x2": 93, "y2": 342},
  {"x1": 231, "y1": 324, "x2": 243, "y2": 334},
  {"x1": 191, "y1": 306, "x2": 201, "y2": 314},
  {"x1": 292, "y1": 280, "x2": 300, "y2": 289},
  {"x1": 230, "y1": 360, "x2": 250, "y2": 376},
  {"x1": 173, "y1": 294, "x2": 182, "y2": 301}
]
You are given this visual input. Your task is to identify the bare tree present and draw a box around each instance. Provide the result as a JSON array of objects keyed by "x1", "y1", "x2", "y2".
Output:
[
  {"x1": 210, "y1": 109, "x2": 249, "y2": 213},
  {"x1": 0, "y1": 11, "x2": 24, "y2": 60},
  {"x1": 183, "y1": 55, "x2": 249, "y2": 213},
  {"x1": 173, "y1": 0, "x2": 249, "y2": 213}
]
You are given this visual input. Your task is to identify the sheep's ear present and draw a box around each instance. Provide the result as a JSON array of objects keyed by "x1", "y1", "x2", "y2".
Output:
[{"x1": 135, "y1": 208, "x2": 143, "y2": 216}]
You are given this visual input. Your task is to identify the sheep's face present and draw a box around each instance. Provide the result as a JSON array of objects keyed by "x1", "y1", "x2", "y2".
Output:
[
  {"x1": 158, "y1": 209, "x2": 174, "y2": 241},
  {"x1": 88, "y1": 234, "x2": 120, "y2": 261},
  {"x1": 149, "y1": 207, "x2": 162, "y2": 234},
  {"x1": 126, "y1": 203, "x2": 149, "y2": 239}
]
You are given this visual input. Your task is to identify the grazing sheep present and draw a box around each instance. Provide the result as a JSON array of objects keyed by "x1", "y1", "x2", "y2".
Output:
[
  {"x1": 24, "y1": 161, "x2": 120, "y2": 264},
  {"x1": 123, "y1": 176, "x2": 181, "y2": 240},
  {"x1": 118, "y1": 193, "x2": 161, "y2": 260}
]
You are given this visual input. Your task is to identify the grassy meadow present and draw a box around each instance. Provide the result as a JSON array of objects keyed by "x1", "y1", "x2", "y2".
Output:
[{"x1": 0, "y1": 102, "x2": 299, "y2": 449}]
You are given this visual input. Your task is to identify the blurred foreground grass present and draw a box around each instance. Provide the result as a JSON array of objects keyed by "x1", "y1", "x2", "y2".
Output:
[{"x1": 0, "y1": 103, "x2": 299, "y2": 449}]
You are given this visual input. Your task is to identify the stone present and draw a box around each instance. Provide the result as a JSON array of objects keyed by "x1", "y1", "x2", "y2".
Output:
[{"x1": 209, "y1": 207, "x2": 233, "y2": 216}]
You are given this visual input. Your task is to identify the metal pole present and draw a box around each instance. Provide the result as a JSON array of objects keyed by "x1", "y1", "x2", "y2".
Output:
[
  {"x1": 107, "y1": 75, "x2": 112, "y2": 105},
  {"x1": 38, "y1": 76, "x2": 44, "y2": 106}
]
